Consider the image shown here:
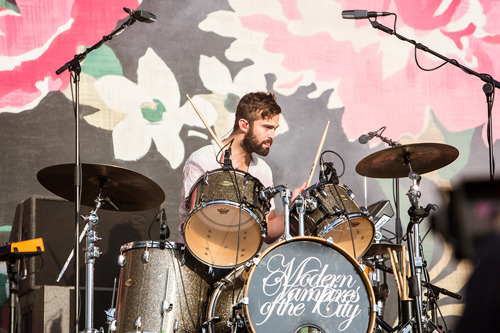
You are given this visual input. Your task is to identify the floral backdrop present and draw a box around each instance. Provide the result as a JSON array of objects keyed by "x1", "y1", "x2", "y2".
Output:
[{"x1": 1, "y1": 0, "x2": 497, "y2": 329}]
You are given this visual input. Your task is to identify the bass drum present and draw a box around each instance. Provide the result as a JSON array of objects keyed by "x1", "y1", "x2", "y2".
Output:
[
  {"x1": 206, "y1": 236, "x2": 376, "y2": 333},
  {"x1": 113, "y1": 241, "x2": 212, "y2": 333}
]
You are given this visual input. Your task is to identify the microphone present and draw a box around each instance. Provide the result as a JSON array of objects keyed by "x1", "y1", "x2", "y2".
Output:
[
  {"x1": 123, "y1": 7, "x2": 157, "y2": 23},
  {"x1": 319, "y1": 158, "x2": 327, "y2": 183},
  {"x1": 358, "y1": 132, "x2": 377, "y2": 144},
  {"x1": 342, "y1": 10, "x2": 392, "y2": 19}
]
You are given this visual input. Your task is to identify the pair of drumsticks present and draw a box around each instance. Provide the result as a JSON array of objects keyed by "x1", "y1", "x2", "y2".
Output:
[
  {"x1": 387, "y1": 246, "x2": 410, "y2": 300},
  {"x1": 187, "y1": 94, "x2": 331, "y2": 186}
]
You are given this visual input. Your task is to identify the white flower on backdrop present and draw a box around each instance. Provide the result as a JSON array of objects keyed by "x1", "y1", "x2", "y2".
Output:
[
  {"x1": 199, "y1": 55, "x2": 289, "y2": 136},
  {"x1": 94, "y1": 48, "x2": 217, "y2": 168}
]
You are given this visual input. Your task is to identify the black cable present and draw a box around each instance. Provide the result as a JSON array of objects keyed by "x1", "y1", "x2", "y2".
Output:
[
  {"x1": 328, "y1": 184, "x2": 357, "y2": 259},
  {"x1": 319, "y1": 150, "x2": 345, "y2": 179},
  {"x1": 147, "y1": 210, "x2": 163, "y2": 240}
]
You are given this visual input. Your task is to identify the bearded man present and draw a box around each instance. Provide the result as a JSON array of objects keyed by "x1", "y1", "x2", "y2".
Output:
[{"x1": 178, "y1": 92, "x2": 306, "y2": 248}]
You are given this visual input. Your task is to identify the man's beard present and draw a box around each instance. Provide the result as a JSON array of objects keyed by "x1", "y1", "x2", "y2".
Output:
[{"x1": 241, "y1": 128, "x2": 272, "y2": 156}]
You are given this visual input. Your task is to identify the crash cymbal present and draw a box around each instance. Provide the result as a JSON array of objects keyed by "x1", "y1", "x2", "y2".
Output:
[
  {"x1": 364, "y1": 242, "x2": 404, "y2": 258},
  {"x1": 356, "y1": 143, "x2": 459, "y2": 178},
  {"x1": 37, "y1": 163, "x2": 165, "y2": 211}
]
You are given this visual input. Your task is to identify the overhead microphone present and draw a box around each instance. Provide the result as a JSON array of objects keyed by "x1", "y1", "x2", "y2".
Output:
[
  {"x1": 358, "y1": 132, "x2": 377, "y2": 144},
  {"x1": 341, "y1": 10, "x2": 392, "y2": 19},
  {"x1": 123, "y1": 7, "x2": 157, "y2": 23}
]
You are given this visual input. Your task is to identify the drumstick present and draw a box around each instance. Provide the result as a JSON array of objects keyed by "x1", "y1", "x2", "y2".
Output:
[
  {"x1": 306, "y1": 121, "x2": 330, "y2": 187},
  {"x1": 387, "y1": 248, "x2": 404, "y2": 300},
  {"x1": 186, "y1": 94, "x2": 224, "y2": 149},
  {"x1": 392, "y1": 249, "x2": 405, "y2": 300},
  {"x1": 402, "y1": 246, "x2": 407, "y2": 300}
]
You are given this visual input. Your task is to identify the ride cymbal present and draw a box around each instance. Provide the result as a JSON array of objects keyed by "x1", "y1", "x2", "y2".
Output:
[
  {"x1": 356, "y1": 143, "x2": 459, "y2": 178},
  {"x1": 37, "y1": 163, "x2": 165, "y2": 211}
]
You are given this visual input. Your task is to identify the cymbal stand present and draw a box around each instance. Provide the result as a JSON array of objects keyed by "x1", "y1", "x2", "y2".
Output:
[
  {"x1": 82, "y1": 194, "x2": 118, "y2": 333},
  {"x1": 293, "y1": 194, "x2": 306, "y2": 237},
  {"x1": 280, "y1": 187, "x2": 293, "y2": 240},
  {"x1": 404, "y1": 163, "x2": 438, "y2": 333}
]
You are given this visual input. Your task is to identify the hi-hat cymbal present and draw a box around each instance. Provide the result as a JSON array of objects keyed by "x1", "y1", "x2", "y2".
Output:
[
  {"x1": 364, "y1": 242, "x2": 404, "y2": 258},
  {"x1": 356, "y1": 143, "x2": 459, "y2": 178},
  {"x1": 37, "y1": 163, "x2": 165, "y2": 211}
]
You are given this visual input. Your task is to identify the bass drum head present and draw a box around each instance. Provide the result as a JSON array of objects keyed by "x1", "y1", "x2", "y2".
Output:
[{"x1": 244, "y1": 236, "x2": 375, "y2": 333}]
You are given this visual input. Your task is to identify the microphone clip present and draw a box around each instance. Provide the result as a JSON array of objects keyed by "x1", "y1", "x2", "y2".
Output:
[
  {"x1": 159, "y1": 209, "x2": 169, "y2": 248},
  {"x1": 222, "y1": 139, "x2": 234, "y2": 171}
]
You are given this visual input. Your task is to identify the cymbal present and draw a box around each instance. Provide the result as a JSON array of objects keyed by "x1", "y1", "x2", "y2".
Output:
[
  {"x1": 356, "y1": 143, "x2": 459, "y2": 178},
  {"x1": 364, "y1": 242, "x2": 404, "y2": 258},
  {"x1": 37, "y1": 163, "x2": 165, "y2": 211}
]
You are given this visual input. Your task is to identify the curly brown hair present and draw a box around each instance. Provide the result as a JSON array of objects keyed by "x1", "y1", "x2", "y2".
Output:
[{"x1": 233, "y1": 92, "x2": 282, "y2": 131}]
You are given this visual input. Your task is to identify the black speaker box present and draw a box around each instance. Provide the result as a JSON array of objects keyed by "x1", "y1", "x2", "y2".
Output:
[{"x1": 9, "y1": 196, "x2": 161, "y2": 328}]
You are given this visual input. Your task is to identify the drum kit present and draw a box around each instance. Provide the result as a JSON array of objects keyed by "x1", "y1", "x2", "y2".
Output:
[{"x1": 36, "y1": 140, "x2": 459, "y2": 332}]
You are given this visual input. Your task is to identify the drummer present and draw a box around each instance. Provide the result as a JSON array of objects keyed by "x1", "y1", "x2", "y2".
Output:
[{"x1": 178, "y1": 91, "x2": 306, "y2": 244}]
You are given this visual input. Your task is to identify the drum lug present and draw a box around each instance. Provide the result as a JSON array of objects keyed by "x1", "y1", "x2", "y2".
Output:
[
  {"x1": 252, "y1": 257, "x2": 261, "y2": 266},
  {"x1": 162, "y1": 300, "x2": 173, "y2": 314},
  {"x1": 141, "y1": 249, "x2": 150, "y2": 263},
  {"x1": 108, "y1": 320, "x2": 118, "y2": 332},
  {"x1": 359, "y1": 263, "x2": 367, "y2": 272},
  {"x1": 118, "y1": 254, "x2": 126, "y2": 267},
  {"x1": 347, "y1": 188, "x2": 355, "y2": 199},
  {"x1": 240, "y1": 297, "x2": 249, "y2": 305},
  {"x1": 360, "y1": 206, "x2": 369, "y2": 215},
  {"x1": 326, "y1": 237, "x2": 334, "y2": 244},
  {"x1": 134, "y1": 316, "x2": 142, "y2": 331}
]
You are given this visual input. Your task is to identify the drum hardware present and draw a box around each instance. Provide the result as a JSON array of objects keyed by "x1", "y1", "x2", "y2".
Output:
[{"x1": 105, "y1": 278, "x2": 118, "y2": 333}]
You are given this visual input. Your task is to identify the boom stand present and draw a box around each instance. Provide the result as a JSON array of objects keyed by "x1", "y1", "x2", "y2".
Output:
[{"x1": 55, "y1": 14, "x2": 141, "y2": 332}]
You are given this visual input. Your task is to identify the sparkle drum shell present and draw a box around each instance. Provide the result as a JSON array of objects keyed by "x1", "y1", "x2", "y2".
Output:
[
  {"x1": 206, "y1": 237, "x2": 376, "y2": 333},
  {"x1": 114, "y1": 241, "x2": 211, "y2": 333},
  {"x1": 291, "y1": 183, "x2": 375, "y2": 258},
  {"x1": 184, "y1": 169, "x2": 268, "y2": 268}
]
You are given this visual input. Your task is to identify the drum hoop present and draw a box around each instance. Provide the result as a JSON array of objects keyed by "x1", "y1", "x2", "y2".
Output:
[
  {"x1": 206, "y1": 265, "x2": 247, "y2": 333},
  {"x1": 243, "y1": 236, "x2": 376, "y2": 333},
  {"x1": 119, "y1": 240, "x2": 184, "y2": 253},
  {"x1": 187, "y1": 168, "x2": 263, "y2": 198},
  {"x1": 184, "y1": 199, "x2": 266, "y2": 230},
  {"x1": 316, "y1": 213, "x2": 374, "y2": 236}
]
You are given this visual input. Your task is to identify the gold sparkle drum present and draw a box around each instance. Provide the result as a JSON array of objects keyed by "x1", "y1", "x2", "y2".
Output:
[
  {"x1": 113, "y1": 241, "x2": 211, "y2": 333},
  {"x1": 205, "y1": 237, "x2": 376, "y2": 333},
  {"x1": 184, "y1": 169, "x2": 268, "y2": 268},
  {"x1": 290, "y1": 183, "x2": 375, "y2": 258}
]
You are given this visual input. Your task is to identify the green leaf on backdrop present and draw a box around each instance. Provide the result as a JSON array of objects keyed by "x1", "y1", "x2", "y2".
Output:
[
  {"x1": 431, "y1": 111, "x2": 473, "y2": 179},
  {"x1": 141, "y1": 99, "x2": 166, "y2": 123},
  {"x1": 0, "y1": 0, "x2": 20, "y2": 13},
  {"x1": 82, "y1": 45, "x2": 123, "y2": 79}
]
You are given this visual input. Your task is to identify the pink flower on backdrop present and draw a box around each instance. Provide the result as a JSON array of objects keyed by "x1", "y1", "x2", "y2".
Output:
[
  {"x1": 241, "y1": 0, "x2": 500, "y2": 142},
  {"x1": 0, "y1": 0, "x2": 139, "y2": 113}
]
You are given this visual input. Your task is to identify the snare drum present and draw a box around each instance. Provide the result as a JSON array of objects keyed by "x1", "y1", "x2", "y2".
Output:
[
  {"x1": 205, "y1": 236, "x2": 376, "y2": 333},
  {"x1": 184, "y1": 169, "x2": 268, "y2": 268},
  {"x1": 113, "y1": 241, "x2": 211, "y2": 333},
  {"x1": 290, "y1": 183, "x2": 375, "y2": 258}
]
